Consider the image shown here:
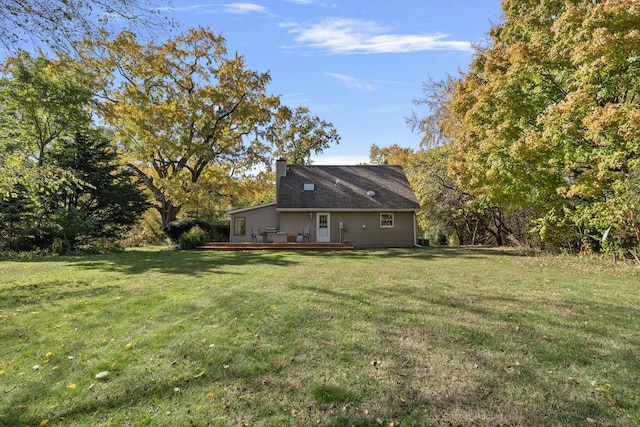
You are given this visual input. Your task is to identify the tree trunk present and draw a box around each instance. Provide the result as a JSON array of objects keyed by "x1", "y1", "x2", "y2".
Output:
[
  {"x1": 471, "y1": 220, "x2": 479, "y2": 245},
  {"x1": 629, "y1": 211, "x2": 640, "y2": 247},
  {"x1": 456, "y1": 226, "x2": 465, "y2": 246},
  {"x1": 157, "y1": 199, "x2": 181, "y2": 228},
  {"x1": 486, "y1": 226, "x2": 503, "y2": 246},
  {"x1": 488, "y1": 207, "x2": 523, "y2": 246},
  {"x1": 126, "y1": 164, "x2": 182, "y2": 228}
]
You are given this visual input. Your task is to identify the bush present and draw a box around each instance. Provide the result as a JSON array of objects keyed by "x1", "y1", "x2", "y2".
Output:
[
  {"x1": 51, "y1": 237, "x2": 73, "y2": 254},
  {"x1": 77, "y1": 238, "x2": 125, "y2": 254},
  {"x1": 425, "y1": 228, "x2": 448, "y2": 246},
  {"x1": 178, "y1": 225, "x2": 209, "y2": 250},
  {"x1": 209, "y1": 221, "x2": 230, "y2": 242},
  {"x1": 163, "y1": 219, "x2": 213, "y2": 245},
  {"x1": 121, "y1": 224, "x2": 159, "y2": 247}
]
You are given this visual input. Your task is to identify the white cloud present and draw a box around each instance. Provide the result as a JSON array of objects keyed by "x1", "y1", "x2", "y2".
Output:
[
  {"x1": 285, "y1": 17, "x2": 472, "y2": 54},
  {"x1": 223, "y1": 3, "x2": 268, "y2": 14},
  {"x1": 158, "y1": 4, "x2": 211, "y2": 13},
  {"x1": 280, "y1": 92, "x2": 311, "y2": 106},
  {"x1": 325, "y1": 72, "x2": 374, "y2": 91},
  {"x1": 162, "y1": 3, "x2": 268, "y2": 15},
  {"x1": 311, "y1": 153, "x2": 370, "y2": 165}
]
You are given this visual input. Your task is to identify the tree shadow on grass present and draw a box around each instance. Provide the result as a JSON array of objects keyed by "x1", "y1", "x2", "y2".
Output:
[
  {"x1": 287, "y1": 270, "x2": 639, "y2": 425},
  {"x1": 365, "y1": 284, "x2": 640, "y2": 425},
  {"x1": 6, "y1": 246, "x2": 631, "y2": 425},
  {"x1": 308, "y1": 245, "x2": 532, "y2": 262},
  {"x1": 40, "y1": 249, "x2": 302, "y2": 276},
  {"x1": 4, "y1": 246, "x2": 526, "y2": 276},
  {"x1": 0, "y1": 280, "x2": 117, "y2": 310},
  {"x1": 0, "y1": 368, "x2": 206, "y2": 427}
]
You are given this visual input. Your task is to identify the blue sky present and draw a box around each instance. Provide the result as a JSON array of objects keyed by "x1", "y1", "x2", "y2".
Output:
[
  {"x1": 3, "y1": 1, "x2": 503, "y2": 165},
  {"x1": 161, "y1": 1, "x2": 504, "y2": 164}
]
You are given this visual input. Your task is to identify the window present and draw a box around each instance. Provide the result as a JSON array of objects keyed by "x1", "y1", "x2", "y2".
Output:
[
  {"x1": 380, "y1": 213, "x2": 394, "y2": 228},
  {"x1": 234, "y1": 217, "x2": 246, "y2": 236},
  {"x1": 319, "y1": 214, "x2": 328, "y2": 229}
]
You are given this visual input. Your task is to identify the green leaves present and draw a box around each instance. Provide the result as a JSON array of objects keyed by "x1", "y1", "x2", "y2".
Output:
[
  {"x1": 0, "y1": 52, "x2": 150, "y2": 252},
  {"x1": 86, "y1": 28, "x2": 281, "y2": 225},
  {"x1": 435, "y1": 0, "x2": 640, "y2": 251},
  {"x1": 268, "y1": 106, "x2": 340, "y2": 165}
]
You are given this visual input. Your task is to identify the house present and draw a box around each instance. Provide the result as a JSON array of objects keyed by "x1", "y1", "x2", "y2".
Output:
[{"x1": 227, "y1": 159, "x2": 422, "y2": 248}]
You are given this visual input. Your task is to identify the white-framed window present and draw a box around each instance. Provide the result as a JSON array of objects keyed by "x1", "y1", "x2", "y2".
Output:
[
  {"x1": 380, "y1": 213, "x2": 394, "y2": 228},
  {"x1": 234, "y1": 217, "x2": 246, "y2": 236}
]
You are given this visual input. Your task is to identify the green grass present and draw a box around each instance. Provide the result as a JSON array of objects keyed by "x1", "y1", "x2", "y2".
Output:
[{"x1": 0, "y1": 247, "x2": 639, "y2": 426}]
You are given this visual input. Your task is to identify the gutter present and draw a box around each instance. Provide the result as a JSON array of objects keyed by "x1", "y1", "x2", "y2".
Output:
[
  {"x1": 413, "y1": 211, "x2": 422, "y2": 248},
  {"x1": 276, "y1": 208, "x2": 418, "y2": 213}
]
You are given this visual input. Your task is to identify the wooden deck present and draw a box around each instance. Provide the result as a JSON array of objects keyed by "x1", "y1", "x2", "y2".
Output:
[{"x1": 196, "y1": 242, "x2": 355, "y2": 251}]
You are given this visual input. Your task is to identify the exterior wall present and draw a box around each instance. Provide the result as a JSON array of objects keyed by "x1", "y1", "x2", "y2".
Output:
[
  {"x1": 279, "y1": 212, "x2": 317, "y2": 241},
  {"x1": 279, "y1": 211, "x2": 416, "y2": 248},
  {"x1": 229, "y1": 205, "x2": 279, "y2": 243},
  {"x1": 332, "y1": 211, "x2": 415, "y2": 248}
]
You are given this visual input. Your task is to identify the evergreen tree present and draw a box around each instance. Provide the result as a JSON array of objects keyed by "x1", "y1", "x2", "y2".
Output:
[
  {"x1": 48, "y1": 132, "x2": 151, "y2": 249},
  {"x1": 0, "y1": 183, "x2": 35, "y2": 251}
]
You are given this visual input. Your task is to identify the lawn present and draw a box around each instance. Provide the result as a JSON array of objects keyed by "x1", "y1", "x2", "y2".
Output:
[{"x1": 0, "y1": 247, "x2": 639, "y2": 426}]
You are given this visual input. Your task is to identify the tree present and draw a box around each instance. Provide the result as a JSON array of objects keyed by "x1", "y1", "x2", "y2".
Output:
[
  {"x1": 48, "y1": 132, "x2": 151, "y2": 246},
  {"x1": 408, "y1": 75, "x2": 461, "y2": 149},
  {"x1": 411, "y1": 75, "x2": 536, "y2": 247},
  {"x1": 0, "y1": 51, "x2": 96, "y2": 222},
  {"x1": 0, "y1": 51, "x2": 91, "y2": 250},
  {"x1": 268, "y1": 106, "x2": 340, "y2": 165},
  {"x1": 0, "y1": 51, "x2": 149, "y2": 252},
  {"x1": 442, "y1": 0, "x2": 640, "y2": 251},
  {"x1": 0, "y1": 0, "x2": 171, "y2": 53},
  {"x1": 83, "y1": 28, "x2": 281, "y2": 227},
  {"x1": 0, "y1": 183, "x2": 35, "y2": 251},
  {"x1": 408, "y1": 146, "x2": 471, "y2": 245},
  {"x1": 368, "y1": 144, "x2": 415, "y2": 166}
]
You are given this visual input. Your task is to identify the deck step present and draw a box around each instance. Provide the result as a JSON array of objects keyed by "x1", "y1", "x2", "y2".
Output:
[{"x1": 196, "y1": 242, "x2": 354, "y2": 251}]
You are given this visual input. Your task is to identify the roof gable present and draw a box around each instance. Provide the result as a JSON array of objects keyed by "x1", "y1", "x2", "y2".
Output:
[{"x1": 277, "y1": 165, "x2": 420, "y2": 211}]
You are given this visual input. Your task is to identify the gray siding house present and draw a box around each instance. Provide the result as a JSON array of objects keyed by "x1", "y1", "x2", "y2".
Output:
[{"x1": 227, "y1": 159, "x2": 421, "y2": 248}]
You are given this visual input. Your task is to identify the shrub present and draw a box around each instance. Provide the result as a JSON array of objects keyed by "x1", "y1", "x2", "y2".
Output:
[
  {"x1": 121, "y1": 224, "x2": 159, "y2": 247},
  {"x1": 425, "y1": 227, "x2": 448, "y2": 246},
  {"x1": 77, "y1": 238, "x2": 124, "y2": 254},
  {"x1": 178, "y1": 225, "x2": 209, "y2": 250},
  {"x1": 209, "y1": 221, "x2": 230, "y2": 242},
  {"x1": 163, "y1": 219, "x2": 213, "y2": 245}
]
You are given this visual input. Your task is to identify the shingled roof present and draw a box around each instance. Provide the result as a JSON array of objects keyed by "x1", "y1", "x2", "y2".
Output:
[{"x1": 276, "y1": 165, "x2": 420, "y2": 211}]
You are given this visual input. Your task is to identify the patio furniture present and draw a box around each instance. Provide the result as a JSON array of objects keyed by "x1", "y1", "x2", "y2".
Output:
[
  {"x1": 296, "y1": 226, "x2": 310, "y2": 243},
  {"x1": 251, "y1": 226, "x2": 264, "y2": 243}
]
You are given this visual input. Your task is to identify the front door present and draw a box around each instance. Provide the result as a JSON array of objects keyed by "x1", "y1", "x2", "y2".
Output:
[{"x1": 317, "y1": 213, "x2": 330, "y2": 242}]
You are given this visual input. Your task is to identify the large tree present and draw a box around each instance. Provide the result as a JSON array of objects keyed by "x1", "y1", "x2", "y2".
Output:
[
  {"x1": 0, "y1": 0, "x2": 171, "y2": 53},
  {"x1": 0, "y1": 52, "x2": 149, "y2": 251},
  {"x1": 442, "y1": 0, "x2": 640, "y2": 251},
  {"x1": 48, "y1": 132, "x2": 151, "y2": 246},
  {"x1": 0, "y1": 52, "x2": 88, "y2": 249},
  {"x1": 408, "y1": 146, "x2": 475, "y2": 245},
  {"x1": 85, "y1": 28, "x2": 340, "y2": 226},
  {"x1": 83, "y1": 28, "x2": 281, "y2": 226},
  {"x1": 268, "y1": 106, "x2": 340, "y2": 165},
  {"x1": 368, "y1": 144, "x2": 415, "y2": 167},
  {"x1": 0, "y1": 51, "x2": 95, "y2": 201}
]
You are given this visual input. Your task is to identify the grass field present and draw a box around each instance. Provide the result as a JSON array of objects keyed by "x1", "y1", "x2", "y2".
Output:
[{"x1": 0, "y1": 246, "x2": 639, "y2": 426}]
